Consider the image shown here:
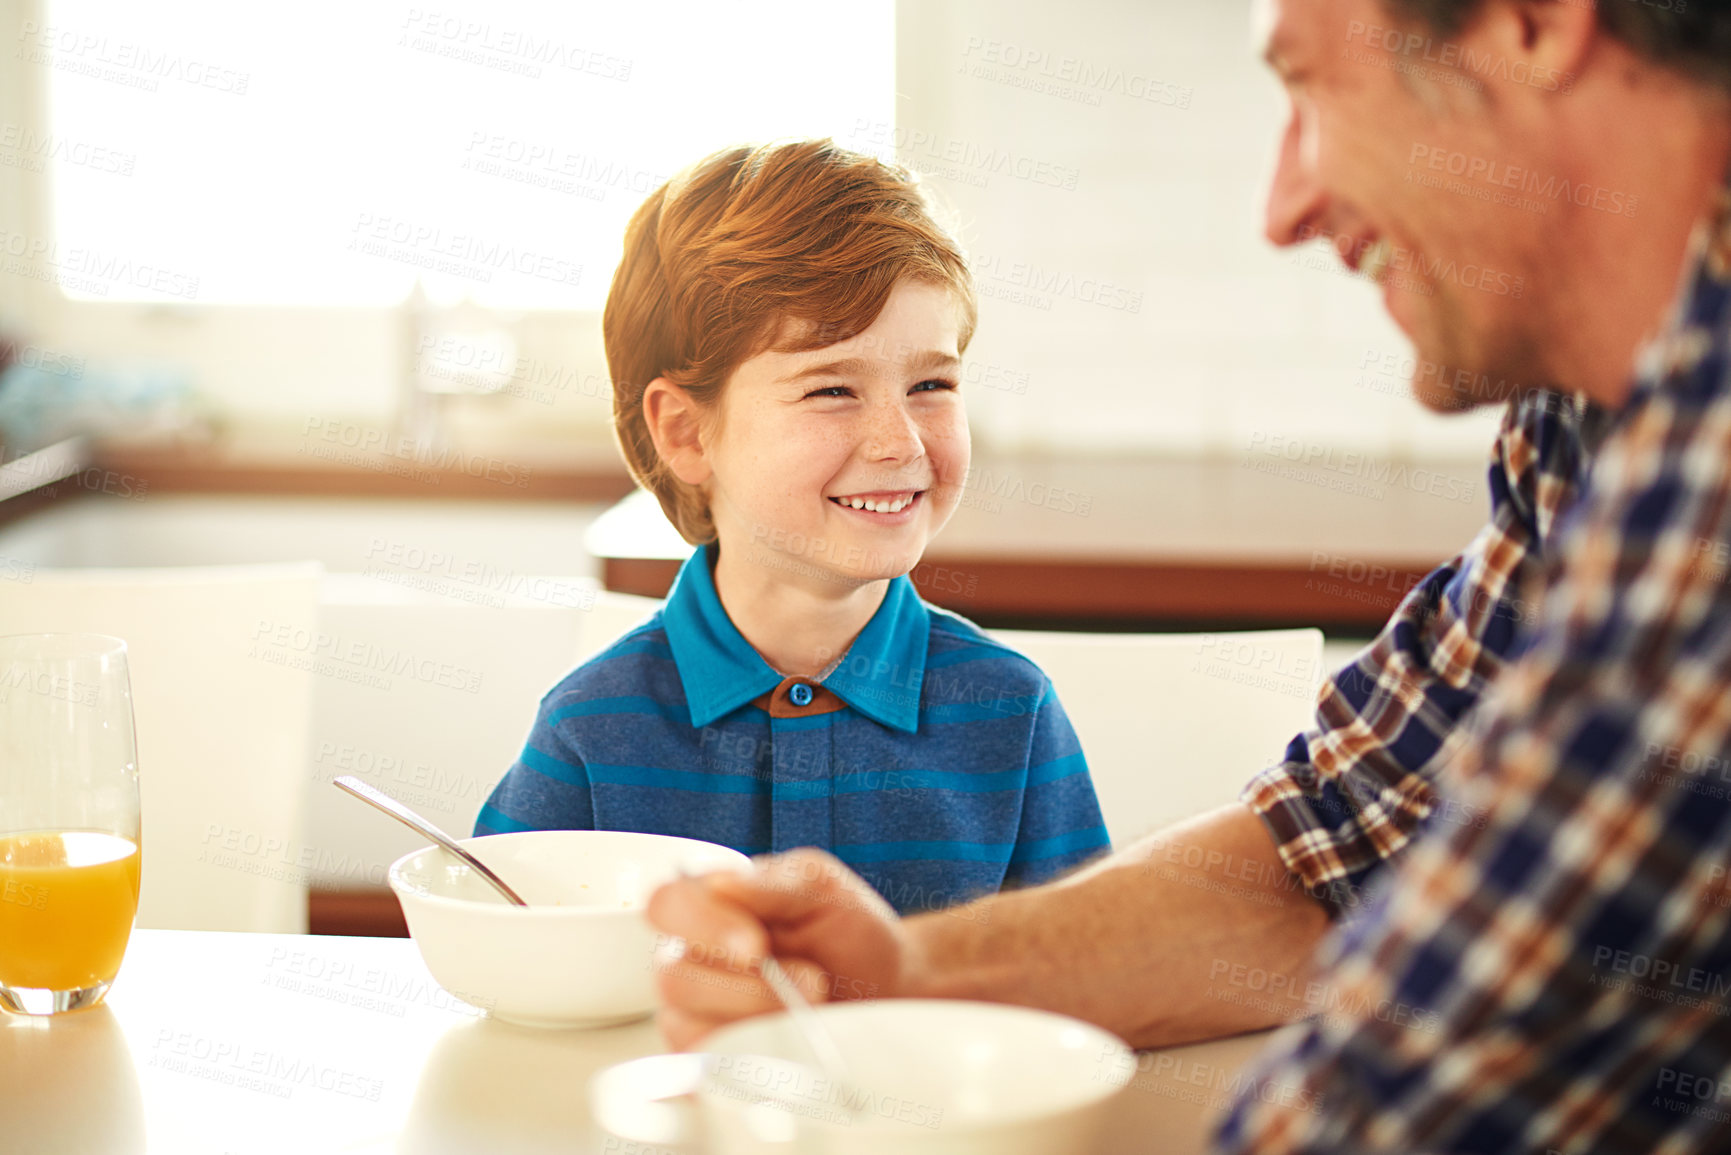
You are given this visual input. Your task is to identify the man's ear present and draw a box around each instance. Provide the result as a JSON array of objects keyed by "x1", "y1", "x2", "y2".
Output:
[
  {"x1": 1476, "y1": 0, "x2": 1597, "y2": 97},
  {"x1": 641, "y1": 377, "x2": 712, "y2": 486}
]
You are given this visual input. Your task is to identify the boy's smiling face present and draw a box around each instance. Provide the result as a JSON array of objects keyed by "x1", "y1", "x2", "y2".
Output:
[{"x1": 702, "y1": 278, "x2": 971, "y2": 590}]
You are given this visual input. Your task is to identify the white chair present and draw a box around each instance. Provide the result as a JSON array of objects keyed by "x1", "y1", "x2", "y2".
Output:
[
  {"x1": 302, "y1": 575, "x2": 591, "y2": 891},
  {"x1": 0, "y1": 563, "x2": 322, "y2": 932},
  {"x1": 987, "y1": 628, "x2": 1325, "y2": 847},
  {"x1": 300, "y1": 581, "x2": 661, "y2": 889}
]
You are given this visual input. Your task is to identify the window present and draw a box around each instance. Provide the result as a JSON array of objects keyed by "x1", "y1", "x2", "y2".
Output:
[{"x1": 37, "y1": 0, "x2": 894, "y2": 308}]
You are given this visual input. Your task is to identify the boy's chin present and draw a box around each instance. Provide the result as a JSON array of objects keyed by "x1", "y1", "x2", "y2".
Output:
[
  {"x1": 814, "y1": 552, "x2": 918, "y2": 588},
  {"x1": 746, "y1": 546, "x2": 919, "y2": 591}
]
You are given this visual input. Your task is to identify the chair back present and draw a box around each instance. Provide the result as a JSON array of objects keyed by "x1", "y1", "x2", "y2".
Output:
[
  {"x1": 0, "y1": 563, "x2": 322, "y2": 931},
  {"x1": 988, "y1": 628, "x2": 1325, "y2": 847}
]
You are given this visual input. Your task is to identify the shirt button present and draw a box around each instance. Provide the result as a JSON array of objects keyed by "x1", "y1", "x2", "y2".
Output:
[{"x1": 789, "y1": 683, "x2": 814, "y2": 707}]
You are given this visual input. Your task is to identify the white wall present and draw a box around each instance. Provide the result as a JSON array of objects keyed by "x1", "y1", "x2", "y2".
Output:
[
  {"x1": 882, "y1": 0, "x2": 1503, "y2": 460},
  {"x1": 0, "y1": 0, "x2": 1502, "y2": 464}
]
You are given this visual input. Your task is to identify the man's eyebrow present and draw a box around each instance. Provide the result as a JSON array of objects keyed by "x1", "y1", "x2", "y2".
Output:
[{"x1": 783, "y1": 350, "x2": 961, "y2": 383}]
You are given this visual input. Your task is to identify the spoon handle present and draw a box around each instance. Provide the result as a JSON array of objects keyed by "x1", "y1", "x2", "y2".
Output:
[
  {"x1": 333, "y1": 775, "x2": 528, "y2": 907},
  {"x1": 760, "y1": 956, "x2": 858, "y2": 1092}
]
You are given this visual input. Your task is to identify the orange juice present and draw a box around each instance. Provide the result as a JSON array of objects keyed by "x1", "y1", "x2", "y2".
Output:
[{"x1": 0, "y1": 831, "x2": 141, "y2": 991}]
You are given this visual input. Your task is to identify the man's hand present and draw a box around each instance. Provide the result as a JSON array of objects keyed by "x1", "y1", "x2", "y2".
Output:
[
  {"x1": 646, "y1": 849, "x2": 907, "y2": 1049},
  {"x1": 648, "y1": 805, "x2": 1329, "y2": 1051}
]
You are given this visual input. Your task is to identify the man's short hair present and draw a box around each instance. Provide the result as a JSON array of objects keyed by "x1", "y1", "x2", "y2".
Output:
[
  {"x1": 1382, "y1": 0, "x2": 1731, "y2": 93},
  {"x1": 602, "y1": 139, "x2": 976, "y2": 546}
]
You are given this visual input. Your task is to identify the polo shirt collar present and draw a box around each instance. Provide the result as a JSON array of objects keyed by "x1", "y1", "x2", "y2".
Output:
[
  {"x1": 820, "y1": 571, "x2": 927, "y2": 734},
  {"x1": 662, "y1": 546, "x2": 928, "y2": 734}
]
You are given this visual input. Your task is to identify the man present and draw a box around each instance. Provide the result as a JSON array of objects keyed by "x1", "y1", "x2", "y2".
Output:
[{"x1": 649, "y1": 1, "x2": 1731, "y2": 1149}]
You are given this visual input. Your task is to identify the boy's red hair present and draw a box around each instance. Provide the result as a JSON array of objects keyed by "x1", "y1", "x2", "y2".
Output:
[{"x1": 603, "y1": 138, "x2": 976, "y2": 544}]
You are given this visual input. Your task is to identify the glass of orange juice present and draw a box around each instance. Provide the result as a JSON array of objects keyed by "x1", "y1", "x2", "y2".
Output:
[{"x1": 0, "y1": 634, "x2": 142, "y2": 1015}]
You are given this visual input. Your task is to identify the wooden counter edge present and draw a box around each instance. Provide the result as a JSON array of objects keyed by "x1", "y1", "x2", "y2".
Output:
[
  {"x1": 605, "y1": 555, "x2": 1429, "y2": 632},
  {"x1": 92, "y1": 442, "x2": 637, "y2": 503},
  {"x1": 309, "y1": 888, "x2": 409, "y2": 938}
]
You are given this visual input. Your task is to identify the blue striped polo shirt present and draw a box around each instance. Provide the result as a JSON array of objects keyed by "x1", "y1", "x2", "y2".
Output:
[{"x1": 475, "y1": 546, "x2": 1110, "y2": 914}]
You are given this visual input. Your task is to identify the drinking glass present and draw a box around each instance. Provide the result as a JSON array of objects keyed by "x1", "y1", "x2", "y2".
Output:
[{"x1": 0, "y1": 634, "x2": 143, "y2": 1015}]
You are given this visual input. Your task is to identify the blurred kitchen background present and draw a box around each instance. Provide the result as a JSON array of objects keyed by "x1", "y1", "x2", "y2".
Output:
[{"x1": 0, "y1": 0, "x2": 1497, "y2": 934}]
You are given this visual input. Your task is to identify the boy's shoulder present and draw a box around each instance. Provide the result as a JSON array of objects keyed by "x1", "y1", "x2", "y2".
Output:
[
  {"x1": 541, "y1": 611, "x2": 680, "y2": 707},
  {"x1": 921, "y1": 600, "x2": 1050, "y2": 695}
]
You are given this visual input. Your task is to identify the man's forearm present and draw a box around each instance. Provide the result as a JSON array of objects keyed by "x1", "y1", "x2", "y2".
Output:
[{"x1": 900, "y1": 802, "x2": 1332, "y2": 1049}]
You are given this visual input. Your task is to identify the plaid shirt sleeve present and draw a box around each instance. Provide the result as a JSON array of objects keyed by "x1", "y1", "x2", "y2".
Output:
[
  {"x1": 1215, "y1": 196, "x2": 1731, "y2": 1154},
  {"x1": 1241, "y1": 389, "x2": 1603, "y2": 914}
]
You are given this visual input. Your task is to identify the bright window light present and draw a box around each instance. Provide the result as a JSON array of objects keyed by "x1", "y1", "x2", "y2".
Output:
[{"x1": 39, "y1": 0, "x2": 894, "y2": 306}]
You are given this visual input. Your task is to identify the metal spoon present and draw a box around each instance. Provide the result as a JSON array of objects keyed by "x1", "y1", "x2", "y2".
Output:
[
  {"x1": 759, "y1": 956, "x2": 859, "y2": 1101},
  {"x1": 674, "y1": 867, "x2": 859, "y2": 1108},
  {"x1": 333, "y1": 775, "x2": 528, "y2": 906}
]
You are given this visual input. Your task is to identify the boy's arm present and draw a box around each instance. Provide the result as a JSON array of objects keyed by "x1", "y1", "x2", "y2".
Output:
[
  {"x1": 474, "y1": 695, "x2": 595, "y2": 836},
  {"x1": 1003, "y1": 682, "x2": 1110, "y2": 887}
]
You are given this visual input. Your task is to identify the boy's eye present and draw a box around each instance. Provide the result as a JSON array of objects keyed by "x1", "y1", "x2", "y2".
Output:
[{"x1": 801, "y1": 378, "x2": 957, "y2": 400}]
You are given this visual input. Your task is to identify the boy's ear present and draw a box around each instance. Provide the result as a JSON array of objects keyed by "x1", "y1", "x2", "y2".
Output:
[{"x1": 641, "y1": 377, "x2": 712, "y2": 487}]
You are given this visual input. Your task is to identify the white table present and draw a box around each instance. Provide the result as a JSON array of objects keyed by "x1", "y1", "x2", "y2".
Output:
[{"x1": 0, "y1": 930, "x2": 1275, "y2": 1154}]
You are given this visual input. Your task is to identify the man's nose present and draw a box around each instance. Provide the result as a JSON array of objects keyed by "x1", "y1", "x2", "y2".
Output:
[{"x1": 1264, "y1": 106, "x2": 1329, "y2": 248}]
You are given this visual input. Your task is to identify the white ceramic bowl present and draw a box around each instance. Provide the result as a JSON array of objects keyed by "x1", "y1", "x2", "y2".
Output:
[
  {"x1": 590, "y1": 999, "x2": 1134, "y2": 1153},
  {"x1": 388, "y1": 830, "x2": 749, "y2": 1029}
]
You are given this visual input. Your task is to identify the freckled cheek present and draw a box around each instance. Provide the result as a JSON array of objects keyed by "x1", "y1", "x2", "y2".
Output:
[
  {"x1": 752, "y1": 442, "x2": 847, "y2": 517},
  {"x1": 788, "y1": 431, "x2": 858, "y2": 486},
  {"x1": 746, "y1": 413, "x2": 846, "y2": 467},
  {"x1": 922, "y1": 416, "x2": 971, "y2": 486}
]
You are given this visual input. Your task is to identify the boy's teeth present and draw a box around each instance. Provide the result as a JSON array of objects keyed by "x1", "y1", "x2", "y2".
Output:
[{"x1": 836, "y1": 494, "x2": 914, "y2": 513}]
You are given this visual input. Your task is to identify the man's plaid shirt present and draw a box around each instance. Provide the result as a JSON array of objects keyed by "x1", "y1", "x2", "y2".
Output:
[
  {"x1": 1222, "y1": 193, "x2": 1731, "y2": 1151},
  {"x1": 1243, "y1": 386, "x2": 1608, "y2": 918}
]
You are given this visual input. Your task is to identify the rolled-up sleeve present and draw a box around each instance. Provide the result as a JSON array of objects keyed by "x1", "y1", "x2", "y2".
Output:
[{"x1": 1242, "y1": 391, "x2": 1604, "y2": 914}]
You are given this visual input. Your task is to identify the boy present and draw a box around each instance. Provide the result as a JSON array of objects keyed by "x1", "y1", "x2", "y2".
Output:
[{"x1": 476, "y1": 139, "x2": 1108, "y2": 914}]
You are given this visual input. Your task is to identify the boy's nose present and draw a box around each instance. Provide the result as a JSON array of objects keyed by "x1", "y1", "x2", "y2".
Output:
[{"x1": 864, "y1": 400, "x2": 925, "y2": 463}]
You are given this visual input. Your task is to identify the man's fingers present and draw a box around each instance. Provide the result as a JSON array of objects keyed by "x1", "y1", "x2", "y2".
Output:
[
  {"x1": 653, "y1": 954, "x2": 779, "y2": 1023},
  {"x1": 706, "y1": 849, "x2": 893, "y2": 925},
  {"x1": 647, "y1": 849, "x2": 899, "y2": 1045},
  {"x1": 647, "y1": 873, "x2": 770, "y2": 960},
  {"x1": 777, "y1": 955, "x2": 837, "y2": 1003}
]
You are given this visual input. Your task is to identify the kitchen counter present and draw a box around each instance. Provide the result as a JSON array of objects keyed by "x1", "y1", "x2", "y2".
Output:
[{"x1": 0, "y1": 429, "x2": 1488, "y2": 631}]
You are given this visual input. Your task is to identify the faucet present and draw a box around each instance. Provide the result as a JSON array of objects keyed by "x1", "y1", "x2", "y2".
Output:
[{"x1": 395, "y1": 278, "x2": 519, "y2": 457}]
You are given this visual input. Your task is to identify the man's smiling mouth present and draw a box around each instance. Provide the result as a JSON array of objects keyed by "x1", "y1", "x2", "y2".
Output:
[
  {"x1": 828, "y1": 490, "x2": 924, "y2": 514},
  {"x1": 1340, "y1": 231, "x2": 1395, "y2": 285},
  {"x1": 1360, "y1": 236, "x2": 1394, "y2": 285}
]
